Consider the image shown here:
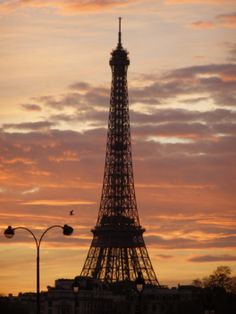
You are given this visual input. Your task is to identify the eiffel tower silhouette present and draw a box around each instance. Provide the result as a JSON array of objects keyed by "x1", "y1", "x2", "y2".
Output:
[{"x1": 81, "y1": 18, "x2": 159, "y2": 286}]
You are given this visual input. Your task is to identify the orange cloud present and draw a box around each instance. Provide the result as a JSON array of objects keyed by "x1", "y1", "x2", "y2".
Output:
[
  {"x1": 1, "y1": 157, "x2": 36, "y2": 165},
  {"x1": 191, "y1": 21, "x2": 215, "y2": 29},
  {"x1": 48, "y1": 150, "x2": 80, "y2": 163},
  {"x1": 0, "y1": 0, "x2": 138, "y2": 14},
  {"x1": 188, "y1": 254, "x2": 236, "y2": 262},
  {"x1": 190, "y1": 12, "x2": 236, "y2": 29},
  {"x1": 166, "y1": 0, "x2": 235, "y2": 4},
  {"x1": 22, "y1": 199, "x2": 96, "y2": 205},
  {"x1": 216, "y1": 12, "x2": 236, "y2": 28}
]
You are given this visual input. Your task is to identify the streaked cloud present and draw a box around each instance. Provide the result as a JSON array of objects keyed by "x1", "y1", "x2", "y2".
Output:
[
  {"x1": 22, "y1": 187, "x2": 40, "y2": 195},
  {"x1": 22, "y1": 199, "x2": 96, "y2": 206},
  {"x1": 131, "y1": 64, "x2": 236, "y2": 107},
  {"x1": 166, "y1": 0, "x2": 235, "y2": 4},
  {"x1": 227, "y1": 42, "x2": 236, "y2": 62},
  {"x1": 3, "y1": 121, "x2": 56, "y2": 131},
  {"x1": 191, "y1": 12, "x2": 236, "y2": 29},
  {"x1": 21, "y1": 104, "x2": 42, "y2": 112},
  {"x1": 146, "y1": 234, "x2": 236, "y2": 250},
  {"x1": 216, "y1": 12, "x2": 236, "y2": 28},
  {"x1": 0, "y1": 0, "x2": 139, "y2": 14},
  {"x1": 13, "y1": 62, "x2": 236, "y2": 129},
  {"x1": 191, "y1": 21, "x2": 215, "y2": 29},
  {"x1": 188, "y1": 254, "x2": 236, "y2": 262},
  {"x1": 156, "y1": 254, "x2": 174, "y2": 259}
]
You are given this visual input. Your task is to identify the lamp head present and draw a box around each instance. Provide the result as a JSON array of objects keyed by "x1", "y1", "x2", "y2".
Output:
[
  {"x1": 73, "y1": 276, "x2": 80, "y2": 294},
  {"x1": 4, "y1": 226, "x2": 15, "y2": 239},
  {"x1": 63, "y1": 224, "x2": 73, "y2": 236},
  {"x1": 135, "y1": 271, "x2": 145, "y2": 293},
  {"x1": 73, "y1": 285, "x2": 79, "y2": 294}
]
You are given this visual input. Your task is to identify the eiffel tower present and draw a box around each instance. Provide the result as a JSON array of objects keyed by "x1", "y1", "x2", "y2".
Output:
[{"x1": 81, "y1": 18, "x2": 159, "y2": 286}]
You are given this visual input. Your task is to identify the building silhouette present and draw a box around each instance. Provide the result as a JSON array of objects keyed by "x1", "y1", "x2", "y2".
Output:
[
  {"x1": 3, "y1": 280, "x2": 236, "y2": 314},
  {"x1": 80, "y1": 18, "x2": 159, "y2": 286}
]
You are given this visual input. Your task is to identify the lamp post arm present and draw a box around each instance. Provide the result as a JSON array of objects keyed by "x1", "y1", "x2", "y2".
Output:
[
  {"x1": 13, "y1": 226, "x2": 39, "y2": 247},
  {"x1": 38, "y1": 225, "x2": 64, "y2": 248}
]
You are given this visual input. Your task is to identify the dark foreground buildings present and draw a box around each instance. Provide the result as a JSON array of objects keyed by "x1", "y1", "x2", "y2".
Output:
[
  {"x1": 2, "y1": 20, "x2": 236, "y2": 314},
  {"x1": 1, "y1": 279, "x2": 236, "y2": 314}
]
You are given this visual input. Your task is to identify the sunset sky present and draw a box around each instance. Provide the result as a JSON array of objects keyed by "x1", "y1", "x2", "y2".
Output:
[{"x1": 0, "y1": 0, "x2": 236, "y2": 295}]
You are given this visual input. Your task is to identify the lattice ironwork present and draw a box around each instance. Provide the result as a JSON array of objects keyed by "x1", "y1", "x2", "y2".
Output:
[{"x1": 81, "y1": 18, "x2": 159, "y2": 286}]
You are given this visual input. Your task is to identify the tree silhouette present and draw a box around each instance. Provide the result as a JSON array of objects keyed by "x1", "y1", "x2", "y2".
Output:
[{"x1": 193, "y1": 265, "x2": 236, "y2": 293}]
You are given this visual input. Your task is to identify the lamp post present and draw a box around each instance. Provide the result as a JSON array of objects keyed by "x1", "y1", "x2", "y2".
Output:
[
  {"x1": 135, "y1": 272, "x2": 145, "y2": 314},
  {"x1": 73, "y1": 276, "x2": 80, "y2": 314},
  {"x1": 4, "y1": 224, "x2": 73, "y2": 314}
]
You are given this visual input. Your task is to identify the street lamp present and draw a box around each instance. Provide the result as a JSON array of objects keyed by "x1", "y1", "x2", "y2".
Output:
[
  {"x1": 135, "y1": 272, "x2": 145, "y2": 314},
  {"x1": 135, "y1": 271, "x2": 145, "y2": 293},
  {"x1": 4, "y1": 225, "x2": 15, "y2": 238},
  {"x1": 4, "y1": 224, "x2": 73, "y2": 314},
  {"x1": 73, "y1": 276, "x2": 80, "y2": 314}
]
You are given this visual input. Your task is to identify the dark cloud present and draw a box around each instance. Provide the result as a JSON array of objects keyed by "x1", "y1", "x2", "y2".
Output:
[
  {"x1": 0, "y1": 0, "x2": 137, "y2": 14},
  {"x1": 216, "y1": 12, "x2": 236, "y2": 28},
  {"x1": 167, "y1": 0, "x2": 235, "y2": 4},
  {"x1": 21, "y1": 77, "x2": 236, "y2": 144},
  {"x1": 130, "y1": 64, "x2": 236, "y2": 107},
  {"x1": 131, "y1": 108, "x2": 236, "y2": 127},
  {"x1": 156, "y1": 254, "x2": 174, "y2": 259},
  {"x1": 132, "y1": 122, "x2": 236, "y2": 140},
  {"x1": 166, "y1": 64, "x2": 235, "y2": 80},
  {"x1": 21, "y1": 103, "x2": 42, "y2": 111},
  {"x1": 226, "y1": 42, "x2": 236, "y2": 62},
  {"x1": 69, "y1": 82, "x2": 91, "y2": 90},
  {"x1": 35, "y1": 94, "x2": 84, "y2": 110},
  {"x1": 134, "y1": 122, "x2": 211, "y2": 138},
  {"x1": 190, "y1": 21, "x2": 214, "y2": 29},
  {"x1": 188, "y1": 254, "x2": 236, "y2": 262},
  {"x1": 26, "y1": 63, "x2": 236, "y2": 123},
  {"x1": 145, "y1": 235, "x2": 236, "y2": 249},
  {"x1": 34, "y1": 85, "x2": 109, "y2": 111},
  {"x1": 26, "y1": 63, "x2": 236, "y2": 116},
  {"x1": 3, "y1": 121, "x2": 56, "y2": 131},
  {"x1": 190, "y1": 12, "x2": 236, "y2": 29}
]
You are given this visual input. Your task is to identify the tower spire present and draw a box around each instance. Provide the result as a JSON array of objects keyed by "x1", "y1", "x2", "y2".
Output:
[{"x1": 118, "y1": 17, "x2": 122, "y2": 47}]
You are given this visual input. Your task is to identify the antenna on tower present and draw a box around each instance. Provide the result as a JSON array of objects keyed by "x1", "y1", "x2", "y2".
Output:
[{"x1": 118, "y1": 17, "x2": 122, "y2": 46}]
